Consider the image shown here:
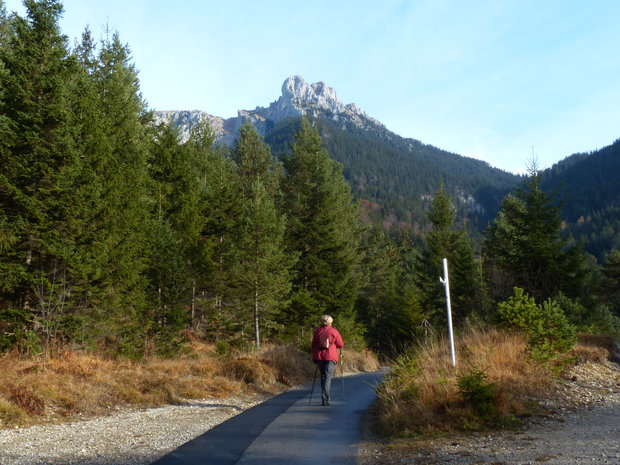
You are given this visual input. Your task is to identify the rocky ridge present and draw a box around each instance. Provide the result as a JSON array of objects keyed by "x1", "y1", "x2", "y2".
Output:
[{"x1": 154, "y1": 75, "x2": 386, "y2": 145}]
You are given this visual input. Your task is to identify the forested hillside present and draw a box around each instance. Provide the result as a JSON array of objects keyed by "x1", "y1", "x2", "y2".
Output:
[
  {"x1": 266, "y1": 117, "x2": 620, "y2": 261},
  {"x1": 542, "y1": 139, "x2": 620, "y2": 262},
  {"x1": 1, "y1": 1, "x2": 619, "y2": 362},
  {"x1": 265, "y1": 117, "x2": 521, "y2": 237}
]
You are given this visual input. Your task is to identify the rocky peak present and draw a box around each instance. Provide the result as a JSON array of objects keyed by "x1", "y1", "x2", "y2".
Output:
[
  {"x1": 154, "y1": 76, "x2": 384, "y2": 145},
  {"x1": 280, "y1": 76, "x2": 343, "y2": 113}
]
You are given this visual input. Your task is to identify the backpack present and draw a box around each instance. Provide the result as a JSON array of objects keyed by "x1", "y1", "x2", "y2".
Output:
[{"x1": 319, "y1": 328, "x2": 330, "y2": 349}]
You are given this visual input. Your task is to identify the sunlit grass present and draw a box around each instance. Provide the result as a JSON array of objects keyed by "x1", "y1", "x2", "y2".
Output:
[
  {"x1": 0, "y1": 334, "x2": 379, "y2": 429},
  {"x1": 372, "y1": 325, "x2": 604, "y2": 437}
]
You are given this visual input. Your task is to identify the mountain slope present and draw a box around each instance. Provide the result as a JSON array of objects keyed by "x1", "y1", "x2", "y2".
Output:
[
  {"x1": 156, "y1": 76, "x2": 521, "y2": 236},
  {"x1": 264, "y1": 116, "x2": 519, "y2": 234},
  {"x1": 542, "y1": 139, "x2": 620, "y2": 260},
  {"x1": 156, "y1": 76, "x2": 620, "y2": 257}
]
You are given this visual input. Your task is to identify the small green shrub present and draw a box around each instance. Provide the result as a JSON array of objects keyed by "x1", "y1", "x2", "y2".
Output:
[
  {"x1": 497, "y1": 288, "x2": 540, "y2": 332},
  {"x1": 497, "y1": 288, "x2": 576, "y2": 361},
  {"x1": 529, "y1": 299, "x2": 577, "y2": 360},
  {"x1": 216, "y1": 340, "x2": 231, "y2": 357},
  {"x1": 457, "y1": 368, "x2": 497, "y2": 418},
  {"x1": 556, "y1": 293, "x2": 620, "y2": 336}
]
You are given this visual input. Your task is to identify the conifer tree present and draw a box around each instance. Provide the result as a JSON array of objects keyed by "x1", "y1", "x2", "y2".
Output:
[
  {"x1": 0, "y1": 0, "x2": 79, "y2": 333},
  {"x1": 281, "y1": 117, "x2": 363, "y2": 338},
  {"x1": 231, "y1": 119, "x2": 282, "y2": 198},
  {"x1": 601, "y1": 250, "x2": 620, "y2": 315},
  {"x1": 356, "y1": 226, "x2": 424, "y2": 354},
  {"x1": 235, "y1": 180, "x2": 293, "y2": 348},
  {"x1": 65, "y1": 28, "x2": 114, "y2": 316},
  {"x1": 176, "y1": 118, "x2": 218, "y2": 329},
  {"x1": 145, "y1": 121, "x2": 197, "y2": 335},
  {"x1": 484, "y1": 166, "x2": 589, "y2": 303},
  {"x1": 145, "y1": 118, "x2": 220, "y2": 340},
  {"x1": 71, "y1": 31, "x2": 152, "y2": 353},
  {"x1": 200, "y1": 144, "x2": 243, "y2": 342},
  {"x1": 417, "y1": 183, "x2": 486, "y2": 327},
  {"x1": 230, "y1": 121, "x2": 293, "y2": 348}
]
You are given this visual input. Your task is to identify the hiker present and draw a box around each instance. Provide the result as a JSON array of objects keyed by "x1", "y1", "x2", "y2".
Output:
[{"x1": 311, "y1": 314, "x2": 344, "y2": 405}]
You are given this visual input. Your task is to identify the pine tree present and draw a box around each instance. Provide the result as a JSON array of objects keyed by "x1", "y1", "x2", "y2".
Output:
[
  {"x1": 417, "y1": 183, "x2": 487, "y2": 327},
  {"x1": 281, "y1": 117, "x2": 363, "y2": 339},
  {"x1": 71, "y1": 31, "x2": 152, "y2": 353},
  {"x1": 230, "y1": 121, "x2": 293, "y2": 348},
  {"x1": 0, "y1": 0, "x2": 79, "y2": 344},
  {"x1": 483, "y1": 167, "x2": 590, "y2": 303}
]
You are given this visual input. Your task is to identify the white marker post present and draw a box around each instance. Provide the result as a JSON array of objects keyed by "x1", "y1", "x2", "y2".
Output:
[{"x1": 440, "y1": 258, "x2": 456, "y2": 367}]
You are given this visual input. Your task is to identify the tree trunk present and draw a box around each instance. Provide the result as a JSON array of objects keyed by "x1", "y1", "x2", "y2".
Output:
[{"x1": 254, "y1": 280, "x2": 260, "y2": 349}]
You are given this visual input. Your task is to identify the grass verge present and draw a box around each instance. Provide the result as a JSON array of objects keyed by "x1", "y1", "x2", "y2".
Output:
[
  {"x1": 372, "y1": 325, "x2": 617, "y2": 437},
  {"x1": 0, "y1": 332, "x2": 379, "y2": 429}
]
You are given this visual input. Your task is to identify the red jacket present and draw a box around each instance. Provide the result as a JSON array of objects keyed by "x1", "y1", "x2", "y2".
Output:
[{"x1": 312, "y1": 325, "x2": 344, "y2": 362}]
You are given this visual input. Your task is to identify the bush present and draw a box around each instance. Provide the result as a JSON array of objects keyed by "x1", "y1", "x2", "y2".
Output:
[
  {"x1": 497, "y1": 288, "x2": 576, "y2": 360},
  {"x1": 457, "y1": 368, "x2": 497, "y2": 418},
  {"x1": 556, "y1": 293, "x2": 620, "y2": 336}
]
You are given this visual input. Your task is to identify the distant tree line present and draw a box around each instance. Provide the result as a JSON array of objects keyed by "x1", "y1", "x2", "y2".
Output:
[{"x1": 1, "y1": 1, "x2": 618, "y2": 359}]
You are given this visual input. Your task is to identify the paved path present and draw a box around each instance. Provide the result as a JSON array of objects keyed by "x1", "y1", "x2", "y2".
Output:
[{"x1": 152, "y1": 369, "x2": 386, "y2": 465}]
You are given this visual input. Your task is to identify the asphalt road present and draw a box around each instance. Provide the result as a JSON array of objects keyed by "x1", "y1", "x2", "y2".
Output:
[{"x1": 152, "y1": 369, "x2": 386, "y2": 465}]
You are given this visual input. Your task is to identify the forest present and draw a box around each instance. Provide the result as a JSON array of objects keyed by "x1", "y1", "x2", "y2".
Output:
[{"x1": 1, "y1": 0, "x2": 619, "y2": 361}]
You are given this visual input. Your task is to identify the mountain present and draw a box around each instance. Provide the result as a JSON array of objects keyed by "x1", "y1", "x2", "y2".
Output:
[
  {"x1": 154, "y1": 76, "x2": 387, "y2": 145},
  {"x1": 155, "y1": 76, "x2": 620, "y2": 258},
  {"x1": 542, "y1": 139, "x2": 620, "y2": 261},
  {"x1": 155, "y1": 76, "x2": 522, "y2": 237}
]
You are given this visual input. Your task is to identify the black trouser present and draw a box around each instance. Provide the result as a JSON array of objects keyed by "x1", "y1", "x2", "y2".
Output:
[{"x1": 317, "y1": 360, "x2": 336, "y2": 405}]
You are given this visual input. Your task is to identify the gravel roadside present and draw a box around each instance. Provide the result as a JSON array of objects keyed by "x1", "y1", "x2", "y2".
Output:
[
  {"x1": 0, "y1": 394, "x2": 269, "y2": 465},
  {"x1": 1, "y1": 358, "x2": 618, "y2": 465},
  {"x1": 358, "y1": 359, "x2": 620, "y2": 465}
]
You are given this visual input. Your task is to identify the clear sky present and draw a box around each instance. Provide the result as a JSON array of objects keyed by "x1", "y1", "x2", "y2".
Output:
[{"x1": 4, "y1": 0, "x2": 620, "y2": 174}]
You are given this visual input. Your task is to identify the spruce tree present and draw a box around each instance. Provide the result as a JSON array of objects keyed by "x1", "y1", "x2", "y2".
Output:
[
  {"x1": 417, "y1": 183, "x2": 486, "y2": 327},
  {"x1": 200, "y1": 144, "x2": 243, "y2": 342},
  {"x1": 484, "y1": 167, "x2": 589, "y2": 303},
  {"x1": 145, "y1": 120, "x2": 196, "y2": 336},
  {"x1": 0, "y1": 0, "x2": 79, "y2": 343},
  {"x1": 231, "y1": 119, "x2": 282, "y2": 197},
  {"x1": 356, "y1": 226, "x2": 424, "y2": 354},
  {"x1": 235, "y1": 180, "x2": 294, "y2": 348},
  {"x1": 72, "y1": 31, "x2": 152, "y2": 353},
  {"x1": 281, "y1": 117, "x2": 363, "y2": 339},
  {"x1": 230, "y1": 121, "x2": 293, "y2": 348},
  {"x1": 601, "y1": 250, "x2": 620, "y2": 315}
]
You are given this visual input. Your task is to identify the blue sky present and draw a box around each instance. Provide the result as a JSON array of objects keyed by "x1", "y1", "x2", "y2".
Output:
[{"x1": 5, "y1": 0, "x2": 620, "y2": 174}]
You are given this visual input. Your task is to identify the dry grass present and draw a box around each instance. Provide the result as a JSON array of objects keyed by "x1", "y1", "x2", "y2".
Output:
[
  {"x1": 373, "y1": 325, "x2": 596, "y2": 437},
  {"x1": 0, "y1": 336, "x2": 379, "y2": 430},
  {"x1": 571, "y1": 334, "x2": 616, "y2": 364}
]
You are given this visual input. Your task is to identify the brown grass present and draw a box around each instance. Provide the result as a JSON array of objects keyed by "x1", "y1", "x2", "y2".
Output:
[
  {"x1": 571, "y1": 334, "x2": 616, "y2": 364},
  {"x1": 373, "y1": 325, "x2": 587, "y2": 437},
  {"x1": 0, "y1": 338, "x2": 379, "y2": 429}
]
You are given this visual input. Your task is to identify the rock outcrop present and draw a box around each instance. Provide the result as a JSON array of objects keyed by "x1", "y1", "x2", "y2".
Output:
[{"x1": 154, "y1": 76, "x2": 385, "y2": 145}]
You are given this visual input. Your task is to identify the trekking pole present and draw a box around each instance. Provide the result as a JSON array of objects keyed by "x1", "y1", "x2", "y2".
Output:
[
  {"x1": 340, "y1": 349, "x2": 345, "y2": 400},
  {"x1": 309, "y1": 363, "x2": 318, "y2": 405}
]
